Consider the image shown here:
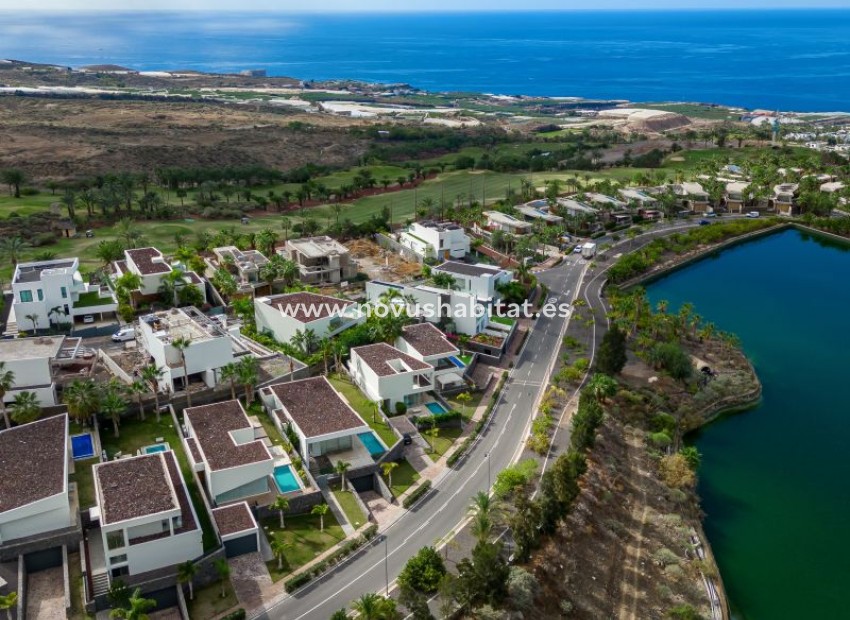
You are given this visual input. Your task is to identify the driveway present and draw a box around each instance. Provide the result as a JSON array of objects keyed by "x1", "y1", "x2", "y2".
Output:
[
  {"x1": 229, "y1": 553, "x2": 275, "y2": 615},
  {"x1": 26, "y1": 567, "x2": 65, "y2": 620}
]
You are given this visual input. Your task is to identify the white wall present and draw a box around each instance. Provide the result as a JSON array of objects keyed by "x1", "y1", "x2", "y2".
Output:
[
  {"x1": 0, "y1": 492, "x2": 71, "y2": 542},
  {"x1": 104, "y1": 527, "x2": 203, "y2": 576},
  {"x1": 348, "y1": 351, "x2": 433, "y2": 409},
  {"x1": 365, "y1": 282, "x2": 487, "y2": 335},
  {"x1": 209, "y1": 460, "x2": 273, "y2": 501},
  {"x1": 254, "y1": 300, "x2": 360, "y2": 346}
]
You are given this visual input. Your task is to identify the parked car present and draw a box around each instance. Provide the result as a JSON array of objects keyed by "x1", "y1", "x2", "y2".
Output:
[
  {"x1": 747, "y1": 211, "x2": 760, "y2": 218},
  {"x1": 111, "y1": 327, "x2": 136, "y2": 342},
  {"x1": 82, "y1": 315, "x2": 95, "y2": 324},
  {"x1": 699, "y1": 219, "x2": 711, "y2": 226},
  {"x1": 85, "y1": 229, "x2": 95, "y2": 238},
  {"x1": 572, "y1": 246, "x2": 583, "y2": 254},
  {"x1": 402, "y1": 433, "x2": 413, "y2": 446}
]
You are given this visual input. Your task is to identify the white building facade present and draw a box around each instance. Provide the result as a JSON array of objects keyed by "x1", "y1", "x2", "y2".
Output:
[{"x1": 399, "y1": 221, "x2": 470, "y2": 260}]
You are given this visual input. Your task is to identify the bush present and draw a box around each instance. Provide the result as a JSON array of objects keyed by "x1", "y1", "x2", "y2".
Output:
[
  {"x1": 221, "y1": 611, "x2": 246, "y2": 620},
  {"x1": 397, "y1": 546, "x2": 446, "y2": 593},
  {"x1": 402, "y1": 480, "x2": 432, "y2": 509},
  {"x1": 413, "y1": 410, "x2": 462, "y2": 428},
  {"x1": 395, "y1": 401, "x2": 407, "y2": 415}
]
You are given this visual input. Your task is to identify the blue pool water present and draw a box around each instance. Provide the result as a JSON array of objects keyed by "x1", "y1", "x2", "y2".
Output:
[
  {"x1": 426, "y1": 402, "x2": 449, "y2": 415},
  {"x1": 70, "y1": 433, "x2": 94, "y2": 460},
  {"x1": 448, "y1": 356, "x2": 466, "y2": 369},
  {"x1": 273, "y1": 465, "x2": 300, "y2": 493},
  {"x1": 143, "y1": 443, "x2": 168, "y2": 454},
  {"x1": 357, "y1": 432, "x2": 386, "y2": 457}
]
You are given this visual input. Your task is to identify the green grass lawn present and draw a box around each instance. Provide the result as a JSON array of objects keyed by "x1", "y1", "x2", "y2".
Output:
[
  {"x1": 457, "y1": 353, "x2": 474, "y2": 366},
  {"x1": 489, "y1": 315, "x2": 516, "y2": 327},
  {"x1": 248, "y1": 403, "x2": 292, "y2": 451},
  {"x1": 75, "y1": 290, "x2": 114, "y2": 307},
  {"x1": 332, "y1": 486, "x2": 367, "y2": 529},
  {"x1": 263, "y1": 512, "x2": 346, "y2": 582},
  {"x1": 386, "y1": 458, "x2": 420, "y2": 498},
  {"x1": 446, "y1": 391, "x2": 484, "y2": 421},
  {"x1": 423, "y1": 427, "x2": 464, "y2": 461},
  {"x1": 99, "y1": 415, "x2": 218, "y2": 551},
  {"x1": 327, "y1": 375, "x2": 398, "y2": 448},
  {"x1": 186, "y1": 579, "x2": 239, "y2": 620}
]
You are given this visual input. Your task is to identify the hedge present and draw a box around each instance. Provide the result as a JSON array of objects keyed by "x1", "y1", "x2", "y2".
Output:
[
  {"x1": 402, "y1": 480, "x2": 432, "y2": 509},
  {"x1": 411, "y1": 410, "x2": 463, "y2": 428},
  {"x1": 284, "y1": 524, "x2": 380, "y2": 592}
]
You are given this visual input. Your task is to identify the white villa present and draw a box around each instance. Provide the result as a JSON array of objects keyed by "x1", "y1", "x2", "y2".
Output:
[
  {"x1": 349, "y1": 342, "x2": 434, "y2": 410},
  {"x1": 619, "y1": 188, "x2": 658, "y2": 207},
  {"x1": 516, "y1": 200, "x2": 564, "y2": 224},
  {"x1": 254, "y1": 292, "x2": 361, "y2": 345},
  {"x1": 115, "y1": 247, "x2": 206, "y2": 303},
  {"x1": 10, "y1": 257, "x2": 117, "y2": 332},
  {"x1": 431, "y1": 261, "x2": 513, "y2": 305},
  {"x1": 92, "y1": 451, "x2": 203, "y2": 579},
  {"x1": 0, "y1": 336, "x2": 69, "y2": 406},
  {"x1": 399, "y1": 221, "x2": 471, "y2": 260},
  {"x1": 0, "y1": 415, "x2": 72, "y2": 546},
  {"x1": 397, "y1": 322, "x2": 464, "y2": 391},
  {"x1": 184, "y1": 400, "x2": 274, "y2": 505},
  {"x1": 283, "y1": 236, "x2": 358, "y2": 285},
  {"x1": 210, "y1": 246, "x2": 270, "y2": 293},
  {"x1": 481, "y1": 211, "x2": 533, "y2": 235}
]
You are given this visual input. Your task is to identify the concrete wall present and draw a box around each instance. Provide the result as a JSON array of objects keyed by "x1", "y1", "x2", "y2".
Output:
[{"x1": 0, "y1": 493, "x2": 72, "y2": 544}]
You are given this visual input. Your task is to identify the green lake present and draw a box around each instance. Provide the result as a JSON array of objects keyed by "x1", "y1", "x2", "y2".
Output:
[{"x1": 645, "y1": 227, "x2": 850, "y2": 619}]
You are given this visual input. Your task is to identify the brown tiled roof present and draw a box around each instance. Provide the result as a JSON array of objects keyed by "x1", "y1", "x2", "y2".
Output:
[
  {"x1": 185, "y1": 437, "x2": 202, "y2": 464},
  {"x1": 212, "y1": 502, "x2": 257, "y2": 536},
  {"x1": 434, "y1": 260, "x2": 503, "y2": 278},
  {"x1": 126, "y1": 247, "x2": 171, "y2": 275},
  {"x1": 184, "y1": 271, "x2": 203, "y2": 285},
  {"x1": 184, "y1": 400, "x2": 271, "y2": 471},
  {"x1": 96, "y1": 453, "x2": 177, "y2": 524},
  {"x1": 352, "y1": 343, "x2": 431, "y2": 377},
  {"x1": 269, "y1": 376, "x2": 368, "y2": 439},
  {"x1": 0, "y1": 415, "x2": 67, "y2": 513},
  {"x1": 401, "y1": 323, "x2": 458, "y2": 357},
  {"x1": 112, "y1": 259, "x2": 128, "y2": 275},
  {"x1": 163, "y1": 451, "x2": 197, "y2": 535},
  {"x1": 269, "y1": 292, "x2": 354, "y2": 323}
]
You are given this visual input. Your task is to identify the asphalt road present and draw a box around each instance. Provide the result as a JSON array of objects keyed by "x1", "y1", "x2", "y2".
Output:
[{"x1": 253, "y1": 257, "x2": 588, "y2": 620}]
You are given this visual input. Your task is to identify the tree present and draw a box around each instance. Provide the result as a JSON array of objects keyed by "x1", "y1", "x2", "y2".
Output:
[
  {"x1": 680, "y1": 446, "x2": 701, "y2": 471},
  {"x1": 0, "y1": 362, "x2": 16, "y2": 429},
  {"x1": 1, "y1": 169, "x2": 24, "y2": 198},
  {"x1": 220, "y1": 362, "x2": 239, "y2": 400},
  {"x1": 63, "y1": 378, "x2": 100, "y2": 425},
  {"x1": 270, "y1": 537, "x2": 291, "y2": 571},
  {"x1": 0, "y1": 236, "x2": 26, "y2": 266},
  {"x1": 177, "y1": 560, "x2": 198, "y2": 601},
  {"x1": 129, "y1": 380, "x2": 148, "y2": 421},
  {"x1": 140, "y1": 364, "x2": 164, "y2": 422},
  {"x1": 381, "y1": 461, "x2": 399, "y2": 489},
  {"x1": 312, "y1": 503, "x2": 329, "y2": 531},
  {"x1": 271, "y1": 495, "x2": 290, "y2": 529},
  {"x1": 236, "y1": 355, "x2": 259, "y2": 405},
  {"x1": 171, "y1": 337, "x2": 192, "y2": 407},
  {"x1": 506, "y1": 566, "x2": 539, "y2": 612},
  {"x1": 0, "y1": 591, "x2": 17, "y2": 620},
  {"x1": 24, "y1": 313, "x2": 39, "y2": 333},
  {"x1": 214, "y1": 558, "x2": 231, "y2": 598},
  {"x1": 351, "y1": 592, "x2": 399, "y2": 620},
  {"x1": 659, "y1": 453, "x2": 696, "y2": 489},
  {"x1": 9, "y1": 391, "x2": 41, "y2": 425},
  {"x1": 454, "y1": 541, "x2": 510, "y2": 608},
  {"x1": 101, "y1": 381, "x2": 127, "y2": 438},
  {"x1": 468, "y1": 491, "x2": 496, "y2": 543},
  {"x1": 397, "y1": 546, "x2": 446, "y2": 594},
  {"x1": 596, "y1": 323, "x2": 627, "y2": 375},
  {"x1": 95, "y1": 240, "x2": 126, "y2": 267},
  {"x1": 335, "y1": 460, "x2": 351, "y2": 491},
  {"x1": 455, "y1": 391, "x2": 472, "y2": 418},
  {"x1": 109, "y1": 587, "x2": 156, "y2": 620},
  {"x1": 398, "y1": 585, "x2": 435, "y2": 620},
  {"x1": 587, "y1": 373, "x2": 617, "y2": 403},
  {"x1": 432, "y1": 272, "x2": 457, "y2": 290}
]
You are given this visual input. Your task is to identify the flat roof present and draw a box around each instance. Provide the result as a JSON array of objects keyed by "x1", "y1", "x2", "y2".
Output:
[
  {"x1": 0, "y1": 415, "x2": 67, "y2": 514},
  {"x1": 352, "y1": 342, "x2": 432, "y2": 377},
  {"x1": 483, "y1": 210, "x2": 531, "y2": 227},
  {"x1": 0, "y1": 336, "x2": 65, "y2": 362},
  {"x1": 260, "y1": 292, "x2": 354, "y2": 324},
  {"x1": 211, "y1": 502, "x2": 257, "y2": 537},
  {"x1": 184, "y1": 400, "x2": 271, "y2": 471},
  {"x1": 95, "y1": 453, "x2": 178, "y2": 525},
  {"x1": 269, "y1": 376, "x2": 368, "y2": 439},
  {"x1": 516, "y1": 205, "x2": 564, "y2": 223},
  {"x1": 126, "y1": 247, "x2": 171, "y2": 275},
  {"x1": 286, "y1": 236, "x2": 349, "y2": 259},
  {"x1": 401, "y1": 323, "x2": 458, "y2": 357},
  {"x1": 14, "y1": 259, "x2": 77, "y2": 284},
  {"x1": 434, "y1": 261, "x2": 503, "y2": 278}
]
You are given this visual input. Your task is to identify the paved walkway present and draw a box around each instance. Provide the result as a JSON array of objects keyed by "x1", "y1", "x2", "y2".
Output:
[
  {"x1": 228, "y1": 552, "x2": 276, "y2": 615},
  {"x1": 26, "y1": 567, "x2": 65, "y2": 620},
  {"x1": 361, "y1": 491, "x2": 404, "y2": 528}
]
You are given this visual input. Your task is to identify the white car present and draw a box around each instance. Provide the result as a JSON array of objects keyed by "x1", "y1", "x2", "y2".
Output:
[
  {"x1": 747, "y1": 211, "x2": 760, "y2": 218},
  {"x1": 82, "y1": 315, "x2": 95, "y2": 324},
  {"x1": 111, "y1": 327, "x2": 136, "y2": 342},
  {"x1": 573, "y1": 246, "x2": 583, "y2": 254}
]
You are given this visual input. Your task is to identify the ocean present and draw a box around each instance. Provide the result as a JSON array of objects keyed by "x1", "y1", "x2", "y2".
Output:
[{"x1": 1, "y1": 9, "x2": 850, "y2": 111}]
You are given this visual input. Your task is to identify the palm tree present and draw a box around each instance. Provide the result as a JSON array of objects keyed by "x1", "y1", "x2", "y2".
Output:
[
  {"x1": 171, "y1": 337, "x2": 192, "y2": 407},
  {"x1": 335, "y1": 460, "x2": 351, "y2": 492},
  {"x1": 587, "y1": 373, "x2": 617, "y2": 403},
  {"x1": 455, "y1": 392, "x2": 472, "y2": 418},
  {"x1": 468, "y1": 491, "x2": 496, "y2": 543},
  {"x1": 236, "y1": 356, "x2": 259, "y2": 406},
  {"x1": 320, "y1": 338, "x2": 332, "y2": 375},
  {"x1": 214, "y1": 558, "x2": 231, "y2": 598},
  {"x1": 140, "y1": 364, "x2": 164, "y2": 421},
  {"x1": 270, "y1": 537, "x2": 291, "y2": 571},
  {"x1": 63, "y1": 378, "x2": 100, "y2": 426},
  {"x1": 220, "y1": 362, "x2": 239, "y2": 400},
  {"x1": 177, "y1": 561, "x2": 197, "y2": 601},
  {"x1": 351, "y1": 592, "x2": 398, "y2": 620},
  {"x1": 381, "y1": 461, "x2": 399, "y2": 489},
  {"x1": 0, "y1": 363, "x2": 16, "y2": 429},
  {"x1": 1, "y1": 169, "x2": 25, "y2": 198},
  {"x1": 128, "y1": 380, "x2": 148, "y2": 420},
  {"x1": 9, "y1": 391, "x2": 40, "y2": 424},
  {"x1": 426, "y1": 425, "x2": 440, "y2": 454},
  {"x1": 311, "y1": 503, "x2": 329, "y2": 532},
  {"x1": 271, "y1": 495, "x2": 290, "y2": 529},
  {"x1": 109, "y1": 587, "x2": 156, "y2": 620},
  {"x1": 24, "y1": 313, "x2": 39, "y2": 333},
  {"x1": 0, "y1": 591, "x2": 19, "y2": 620},
  {"x1": 101, "y1": 383, "x2": 127, "y2": 438}
]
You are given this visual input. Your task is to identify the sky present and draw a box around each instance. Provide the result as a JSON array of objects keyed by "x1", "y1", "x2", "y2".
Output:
[{"x1": 0, "y1": 0, "x2": 848, "y2": 10}]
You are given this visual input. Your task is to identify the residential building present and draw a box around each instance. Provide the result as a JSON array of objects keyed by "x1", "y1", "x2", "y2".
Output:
[
  {"x1": 821, "y1": 181, "x2": 846, "y2": 194},
  {"x1": 481, "y1": 211, "x2": 532, "y2": 235},
  {"x1": 283, "y1": 236, "x2": 357, "y2": 284},
  {"x1": 211, "y1": 502, "x2": 260, "y2": 557},
  {"x1": 397, "y1": 322, "x2": 464, "y2": 391},
  {"x1": 555, "y1": 198, "x2": 600, "y2": 219},
  {"x1": 254, "y1": 292, "x2": 361, "y2": 346},
  {"x1": 210, "y1": 246, "x2": 270, "y2": 292},
  {"x1": 116, "y1": 247, "x2": 206, "y2": 304},
  {"x1": 672, "y1": 182, "x2": 710, "y2": 213},
  {"x1": 366, "y1": 280, "x2": 488, "y2": 335},
  {"x1": 0, "y1": 415, "x2": 72, "y2": 546},
  {"x1": 92, "y1": 451, "x2": 203, "y2": 579},
  {"x1": 11, "y1": 257, "x2": 117, "y2": 331},
  {"x1": 399, "y1": 221, "x2": 470, "y2": 260},
  {"x1": 349, "y1": 343, "x2": 434, "y2": 409},
  {"x1": 262, "y1": 376, "x2": 372, "y2": 464},
  {"x1": 184, "y1": 400, "x2": 274, "y2": 505},
  {"x1": 772, "y1": 183, "x2": 799, "y2": 216},
  {"x1": 0, "y1": 336, "x2": 67, "y2": 406},
  {"x1": 431, "y1": 261, "x2": 513, "y2": 305},
  {"x1": 724, "y1": 181, "x2": 750, "y2": 213},
  {"x1": 516, "y1": 200, "x2": 564, "y2": 225},
  {"x1": 138, "y1": 307, "x2": 235, "y2": 393},
  {"x1": 619, "y1": 188, "x2": 658, "y2": 208},
  {"x1": 583, "y1": 193, "x2": 628, "y2": 210}
]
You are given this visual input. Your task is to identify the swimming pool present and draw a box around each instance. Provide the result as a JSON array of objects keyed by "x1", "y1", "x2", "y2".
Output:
[
  {"x1": 425, "y1": 402, "x2": 449, "y2": 415},
  {"x1": 357, "y1": 432, "x2": 386, "y2": 457},
  {"x1": 143, "y1": 443, "x2": 169, "y2": 454},
  {"x1": 273, "y1": 464, "x2": 301, "y2": 493},
  {"x1": 448, "y1": 355, "x2": 466, "y2": 368},
  {"x1": 70, "y1": 433, "x2": 95, "y2": 460}
]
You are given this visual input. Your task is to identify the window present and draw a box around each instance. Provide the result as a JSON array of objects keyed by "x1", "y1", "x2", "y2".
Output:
[
  {"x1": 36, "y1": 289, "x2": 44, "y2": 302},
  {"x1": 172, "y1": 515, "x2": 183, "y2": 531},
  {"x1": 161, "y1": 519, "x2": 170, "y2": 533},
  {"x1": 19, "y1": 290, "x2": 32, "y2": 303},
  {"x1": 109, "y1": 554, "x2": 127, "y2": 565},
  {"x1": 61, "y1": 286, "x2": 68, "y2": 299},
  {"x1": 106, "y1": 530, "x2": 125, "y2": 550}
]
